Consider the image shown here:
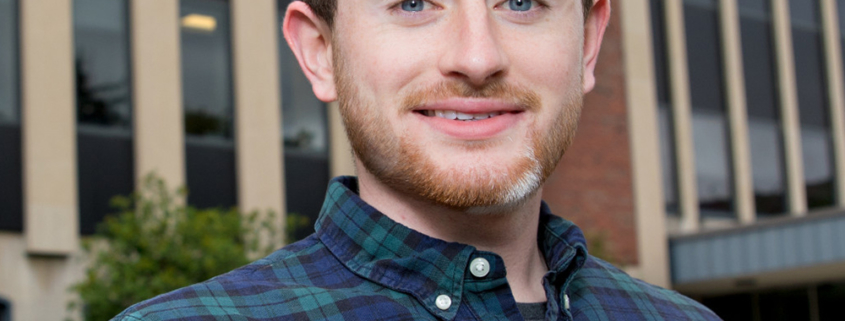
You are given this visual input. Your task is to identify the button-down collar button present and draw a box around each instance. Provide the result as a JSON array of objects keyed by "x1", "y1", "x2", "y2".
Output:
[
  {"x1": 564, "y1": 294, "x2": 570, "y2": 310},
  {"x1": 469, "y1": 257, "x2": 490, "y2": 278},
  {"x1": 435, "y1": 294, "x2": 452, "y2": 310}
]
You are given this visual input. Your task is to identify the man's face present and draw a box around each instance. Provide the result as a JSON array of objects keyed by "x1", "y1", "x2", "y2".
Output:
[{"x1": 332, "y1": 0, "x2": 591, "y2": 210}]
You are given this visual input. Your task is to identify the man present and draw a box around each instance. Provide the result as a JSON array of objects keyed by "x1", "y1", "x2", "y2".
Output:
[{"x1": 114, "y1": 0, "x2": 720, "y2": 319}]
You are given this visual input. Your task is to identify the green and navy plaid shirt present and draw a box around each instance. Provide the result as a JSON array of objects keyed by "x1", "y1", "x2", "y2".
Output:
[{"x1": 113, "y1": 176, "x2": 720, "y2": 320}]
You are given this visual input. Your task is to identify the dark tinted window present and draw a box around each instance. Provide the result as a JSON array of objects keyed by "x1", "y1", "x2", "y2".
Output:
[
  {"x1": 74, "y1": 0, "x2": 132, "y2": 128},
  {"x1": 181, "y1": 0, "x2": 237, "y2": 209},
  {"x1": 651, "y1": 0, "x2": 680, "y2": 216},
  {"x1": 684, "y1": 0, "x2": 735, "y2": 221},
  {"x1": 701, "y1": 293, "x2": 755, "y2": 321},
  {"x1": 819, "y1": 282, "x2": 845, "y2": 320},
  {"x1": 791, "y1": 0, "x2": 836, "y2": 209},
  {"x1": 739, "y1": 0, "x2": 787, "y2": 216},
  {"x1": 181, "y1": 0, "x2": 233, "y2": 139},
  {"x1": 74, "y1": 0, "x2": 135, "y2": 234},
  {"x1": 0, "y1": 0, "x2": 17, "y2": 124},
  {"x1": 758, "y1": 288, "x2": 810, "y2": 321},
  {"x1": 0, "y1": 0, "x2": 22, "y2": 231}
]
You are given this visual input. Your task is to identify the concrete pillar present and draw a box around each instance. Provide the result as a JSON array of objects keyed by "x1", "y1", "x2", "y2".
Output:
[
  {"x1": 131, "y1": 0, "x2": 185, "y2": 189},
  {"x1": 21, "y1": 0, "x2": 78, "y2": 255},
  {"x1": 231, "y1": 0, "x2": 285, "y2": 227}
]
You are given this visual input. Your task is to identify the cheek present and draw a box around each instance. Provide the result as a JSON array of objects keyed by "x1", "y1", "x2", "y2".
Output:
[
  {"x1": 502, "y1": 19, "x2": 584, "y2": 92},
  {"x1": 516, "y1": 45, "x2": 582, "y2": 94},
  {"x1": 340, "y1": 37, "x2": 431, "y2": 112}
]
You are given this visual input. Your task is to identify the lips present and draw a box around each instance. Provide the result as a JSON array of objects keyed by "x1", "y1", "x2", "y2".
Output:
[
  {"x1": 420, "y1": 110, "x2": 506, "y2": 120},
  {"x1": 413, "y1": 98, "x2": 525, "y2": 140}
]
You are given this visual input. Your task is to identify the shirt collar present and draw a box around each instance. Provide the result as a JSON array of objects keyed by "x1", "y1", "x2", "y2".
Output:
[{"x1": 315, "y1": 177, "x2": 588, "y2": 318}]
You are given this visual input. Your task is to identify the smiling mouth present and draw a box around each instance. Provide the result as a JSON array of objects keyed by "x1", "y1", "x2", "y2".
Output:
[{"x1": 415, "y1": 110, "x2": 520, "y2": 121}]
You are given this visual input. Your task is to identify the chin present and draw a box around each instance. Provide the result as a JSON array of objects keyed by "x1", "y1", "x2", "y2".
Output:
[
  {"x1": 412, "y1": 152, "x2": 545, "y2": 213},
  {"x1": 462, "y1": 186, "x2": 541, "y2": 216}
]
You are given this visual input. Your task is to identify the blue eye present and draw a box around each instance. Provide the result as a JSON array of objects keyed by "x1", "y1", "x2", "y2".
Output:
[
  {"x1": 400, "y1": 0, "x2": 425, "y2": 11},
  {"x1": 508, "y1": 0, "x2": 532, "y2": 11}
]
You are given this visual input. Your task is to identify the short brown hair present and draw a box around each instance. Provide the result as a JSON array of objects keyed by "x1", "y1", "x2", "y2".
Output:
[{"x1": 303, "y1": 0, "x2": 594, "y2": 27}]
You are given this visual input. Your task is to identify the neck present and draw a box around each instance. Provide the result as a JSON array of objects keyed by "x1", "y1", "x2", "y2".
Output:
[{"x1": 356, "y1": 167, "x2": 549, "y2": 303}]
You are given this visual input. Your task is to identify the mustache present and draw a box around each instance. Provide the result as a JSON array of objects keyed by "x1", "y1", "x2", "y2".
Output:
[{"x1": 400, "y1": 80, "x2": 542, "y2": 112}]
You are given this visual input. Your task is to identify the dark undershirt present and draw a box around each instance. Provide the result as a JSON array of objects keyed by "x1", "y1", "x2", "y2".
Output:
[{"x1": 516, "y1": 302, "x2": 547, "y2": 321}]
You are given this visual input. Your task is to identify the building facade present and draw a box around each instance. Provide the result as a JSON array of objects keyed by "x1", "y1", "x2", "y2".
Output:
[{"x1": 0, "y1": 0, "x2": 844, "y2": 320}]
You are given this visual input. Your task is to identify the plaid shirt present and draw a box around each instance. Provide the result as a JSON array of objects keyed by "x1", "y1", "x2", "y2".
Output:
[{"x1": 113, "y1": 177, "x2": 720, "y2": 320}]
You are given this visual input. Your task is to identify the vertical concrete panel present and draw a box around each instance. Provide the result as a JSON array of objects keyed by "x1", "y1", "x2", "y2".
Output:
[
  {"x1": 771, "y1": 0, "x2": 808, "y2": 215},
  {"x1": 711, "y1": 237, "x2": 727, "y2": 278},
  {"x1": 618, "y1": 0, "x2": 670, "y2": 287},
  {"x1": 819, "y1": 0, "x2": 845, "y2": 207},
  {"x1": 231, "y1": 0, "x2": 285, "y2": 226},
  {"x1": 718, "y1": 0, "x2": 756, "y2": 224},
  {"x1": 799, "y1": 223, "x2": 816, "y2": 266},
  {"x1": 664, "y1": 0, "x2": 700, "y2": 232},
  {"x1": 131, "y1": 0, "x2": 185, "y2": 188},
  {"x1": 20, "y1": 0, "x2": 78, "y2": 254},
  {"x1": 680, "y1": 242, "x2": 696, "y2": 282},
  {"x1": 835, "y1": 219, "x2": 845, "y2": 259},
  {"x1": 746, "y1": 231, "x2": 762, "y2": 273},
  {"x1": 762, "y1": 229, "x2": 778, "y2": 271},
  {"x1": 693, "y1": 241, "x2": 709, "y2": 281},
  {"x1": 0, "y1": 233, "x2": 86, "y2": 321},
  {"x1": 817, "y1": 219, "x2": 835, "y2": 262},
  {"x1": 726, "y1": 234, "x2": 743, "y2": 276},
  {"x1": 670, "y1": 242, "x2": 686, "y2": 282},
  {"x1": 328, "y1": 102, "x2": 355, "y2": 177},
  {"x1": 781, "y1": 227, "x2": 798, "y2": 267}
]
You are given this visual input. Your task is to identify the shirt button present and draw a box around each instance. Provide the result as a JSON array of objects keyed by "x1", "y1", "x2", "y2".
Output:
[
  {"x1": 469, "y1": 257, "x2": 490, "y2": 278},
  {"x1": 435, "y1": 294, "x2": 452, "y2": 310}
]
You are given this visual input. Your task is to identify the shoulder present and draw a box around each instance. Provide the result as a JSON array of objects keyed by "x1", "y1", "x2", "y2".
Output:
[
  {"x1": 568, "y1": 256, "x2": 722, "y2": 321},
  {"x1": 111, "y1": 235, "x2": 364, "y2": 321}
]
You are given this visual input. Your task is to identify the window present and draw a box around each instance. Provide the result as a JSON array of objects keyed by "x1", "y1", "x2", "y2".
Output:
[
  {"x1": 651, "y1": 0, "x2": 680, "y2": 216},
  {"x1": 819, "y1": 282, "x2": 845, "y2": 320},
  {"x1": 759, "y1": 288, "x2": 811, "y2": 320},
  {"x1": 278, "y1": 0, "x2": 330, "y2": 241},
  {"x1": 739, "y1": 0, "x2": 788, "y2": 216},
  {"x1": 703, "y1": 282, "x2": 845, "y2": 321},
  {"x1": 0, "y1": 0, "x2": 22, "y2": 231},
  {"x1": 684, "y1": 0, "x2": 735, "y2": 222},
  {"x1": 0, "y1": 0, "x2": 17, "y2": 124},
  {"x1": 791, "y1": 0, "x2": 836, "y2": 209},
  {"x1": 701, "y1": 293, "x2": 755, "y2": 321},
  {"x1": 75, "y1": 0, "x2": 132, "y2": 128},
  {"x1": 73, "y1": 0, "x2": 135, "y2": 234},
  {"x1": 181, "y1": 0, "x2": 237, "y2": 208}
]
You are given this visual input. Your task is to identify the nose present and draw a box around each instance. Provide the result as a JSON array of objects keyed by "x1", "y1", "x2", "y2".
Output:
[{"x1": 438, "y1": 5, "x2": 509, "y2": 86}]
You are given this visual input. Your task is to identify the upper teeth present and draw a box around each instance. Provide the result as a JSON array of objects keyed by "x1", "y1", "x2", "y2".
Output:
[{"x1": 426, "y1": 110, "x2": 503, "y2": 120}]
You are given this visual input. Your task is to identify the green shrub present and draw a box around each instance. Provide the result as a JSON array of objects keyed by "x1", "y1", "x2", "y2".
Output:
[{"x1": 69, "y1": 174, "x2": 283, "y2": 321}]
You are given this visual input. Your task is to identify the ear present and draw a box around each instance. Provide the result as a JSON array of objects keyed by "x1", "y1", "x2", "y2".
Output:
[
  {"x1": 581, "y1": 0, "x2": 611, "y2": 93},
  {"x1": 283, "y1": 1, "x2": 336, "y2": 102}
]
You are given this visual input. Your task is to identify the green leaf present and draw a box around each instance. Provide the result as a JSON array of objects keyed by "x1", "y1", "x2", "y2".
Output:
[{"x1": 67, "y1": 173, "x2": 291, "y2": 321}]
